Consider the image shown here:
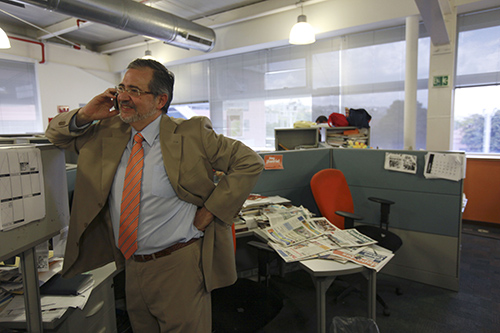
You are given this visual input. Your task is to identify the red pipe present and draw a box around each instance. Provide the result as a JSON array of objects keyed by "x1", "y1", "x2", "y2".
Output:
[
  {"x1": 76, "y1": 19, "x2": 86, "y2": 28},
  {"x1": 8, "y1": 36, "x2": 45, "y2": 64}
]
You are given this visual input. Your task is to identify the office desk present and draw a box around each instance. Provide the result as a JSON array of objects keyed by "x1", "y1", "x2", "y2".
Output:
[
  {"x1": 299, "y1": 259, "x2": 376, "y2": 333},
  {"x1": 240, "y1": 229, "x2": 378, "y2": 332}
]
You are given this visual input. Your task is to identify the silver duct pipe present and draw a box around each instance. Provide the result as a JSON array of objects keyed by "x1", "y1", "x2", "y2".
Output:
[{"x1": 19, "y1": 0, "x2": 215, "y2": 52}]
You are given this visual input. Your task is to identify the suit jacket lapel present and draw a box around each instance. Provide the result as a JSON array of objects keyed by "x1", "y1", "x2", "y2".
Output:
[
  {"x1": 159, "y1": 116, "x2": 182, "y2": 190},
  {"x1": 101, "y1": 126, "x2": 130, "y2": 200}
]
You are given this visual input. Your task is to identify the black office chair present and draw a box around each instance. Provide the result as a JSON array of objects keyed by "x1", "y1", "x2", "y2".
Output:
[{"x1": 310, "y1": 168, "x2": 403, "y2": 316}]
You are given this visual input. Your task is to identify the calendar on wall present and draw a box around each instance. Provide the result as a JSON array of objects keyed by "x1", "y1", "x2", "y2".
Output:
[{"x1": 424, "y1": 152, "x2": 466, "y2": 181}]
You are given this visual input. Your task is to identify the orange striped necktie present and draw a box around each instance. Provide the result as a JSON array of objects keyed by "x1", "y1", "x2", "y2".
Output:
[{"x1": 119, "y1": 133, "x2": 144, "y2": 259}]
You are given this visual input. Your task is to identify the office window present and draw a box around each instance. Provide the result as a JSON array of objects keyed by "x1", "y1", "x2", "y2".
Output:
[
  {"x1": 168, "y1": 61, "x2": 209, "y2": 106},
  {"x1": 173, "y1": 24, "x2": 430, "y2": 150},
  {"x1": 0, "y1": 59, "x2": 42, "y2": 134},
  {"x1": 209, "y1": 46, "x2": 317, "y2": 149},
  {"x1": 168, "y1": 102, "x2": 210, "y2": 119},
  {"x1": 454, "y1": 8, "x2": 500, "y2": 153}
]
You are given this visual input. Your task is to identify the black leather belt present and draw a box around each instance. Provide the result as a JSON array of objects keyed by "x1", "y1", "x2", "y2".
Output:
[{"x1": 132, "y1": 238, "x2": 199, "y2": 262}]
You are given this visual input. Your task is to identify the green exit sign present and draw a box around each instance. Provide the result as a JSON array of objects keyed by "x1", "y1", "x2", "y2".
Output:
[{"x1": 433, "y1": 75, "x2": 449, "y2": 87}]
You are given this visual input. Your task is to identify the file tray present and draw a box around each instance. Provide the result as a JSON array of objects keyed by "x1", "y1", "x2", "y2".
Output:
[{"x1": 275, "y1": 128, "x2": 319, "y2": 151}]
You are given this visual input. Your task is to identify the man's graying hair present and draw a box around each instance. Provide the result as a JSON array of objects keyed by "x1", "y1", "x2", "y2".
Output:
[{"x1": 127, "y1": 58, "x2": 175, "y2": 113}]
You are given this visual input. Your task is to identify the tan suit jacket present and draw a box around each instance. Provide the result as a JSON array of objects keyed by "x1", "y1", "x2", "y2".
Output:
[{"x1": 46, "y1": 109, "x2": 264, "y2": 291}]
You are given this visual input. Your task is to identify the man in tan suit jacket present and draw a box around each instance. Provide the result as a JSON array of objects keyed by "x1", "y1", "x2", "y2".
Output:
[{"x1": 46, "y1": 59, "x2": 264, "y2": 332}]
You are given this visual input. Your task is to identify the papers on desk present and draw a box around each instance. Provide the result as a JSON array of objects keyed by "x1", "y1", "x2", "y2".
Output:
[
  {"x1": 320, "y1": 244, "x2": 394, "y2": 272},
  {"x1": 238, "y1": 198, "x2": 394, "y2": 271},
  {"x1": 260, "y1": 215, "x2": 323, "y2": 247},
  {"x1": 0, "y1": 257, "x2": 95, "y2": 323},
  {"x1": 242, "y1": 194, "x2": 291, "y2": 209},
  {"x1": 259, "y1": 217, "x2": 378, "y2": 264},
  {"x1": 236, "y1": 195, "x2": 311, "y2": 234},
  {"x1": 0, "y1": 280, "x2": 94, "y2": 323}
]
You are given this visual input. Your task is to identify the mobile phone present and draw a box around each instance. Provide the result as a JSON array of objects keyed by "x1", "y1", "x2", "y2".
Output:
[{"x1": 113, "y1": 93, "x2": 119, "y2": 111}]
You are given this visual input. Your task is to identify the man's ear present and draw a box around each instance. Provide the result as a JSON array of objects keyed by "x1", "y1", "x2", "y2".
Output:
[{"x1": 156, "y1": 94, "x2": 169, "y2": 110}]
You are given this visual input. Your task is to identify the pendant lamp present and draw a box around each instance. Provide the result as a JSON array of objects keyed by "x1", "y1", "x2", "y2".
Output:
[
  {"x1": 142, "y1": 40, "x2": 157, "y2": 60},
  {"x1": 289, "y1": 2, "x2": 315, "y2": 45}
]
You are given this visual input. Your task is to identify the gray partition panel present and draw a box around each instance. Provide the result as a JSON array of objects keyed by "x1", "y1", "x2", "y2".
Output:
[
  {"x1": 0, "y1": 144, "x2": 69, "y2": 261},
  {"x1": 248, "y1": 147, "x2": 463, "y2": 290},
  {"x1": 331, "y1": 149, "x2": 464, "y2": 237},
  {"x1": 254, "y1": 149, "x2": 330, "y2": 213},
  {"x1": 331, "y1": 149, "x2": 462, "y2": 195}
]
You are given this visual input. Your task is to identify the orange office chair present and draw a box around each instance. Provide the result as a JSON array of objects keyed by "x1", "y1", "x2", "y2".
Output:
[
  {"x1": 310, "y1": 168, "x2": 403, "y2": 316},
  {"x1": 310, "y1": 168, "x2": 363, "y2": 229}
]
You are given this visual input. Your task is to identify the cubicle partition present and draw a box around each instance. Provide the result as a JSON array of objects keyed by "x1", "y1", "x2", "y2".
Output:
[
  {"x1": 331, "y1": 149, "x2": 463, "y2": 291},
  {"x1": 254, "y1": 147, "x2": 464, "y2": 291},
  {"x1": 0, "y1": 144, "x2": 69, "y2": 331},
  {"x1": 254, "y1": 149, "x2": 330, "y2": 213}
]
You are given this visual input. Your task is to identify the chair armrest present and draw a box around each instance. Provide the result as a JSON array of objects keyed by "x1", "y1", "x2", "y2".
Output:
[
  {"x1": 368, "y1": 197, "x2": 395, "y2": 205},
  {"x1": 368, "y1": 197, "x2": 395, "y2": 227},
  {"x1": 335, "y1": 210, "x2": 364, "y2": 229},
  {"x1": 335, "y1": 210, "x2": 364, "y2": 221}
]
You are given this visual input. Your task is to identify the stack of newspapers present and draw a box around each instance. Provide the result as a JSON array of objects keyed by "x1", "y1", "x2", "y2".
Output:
[{"x1": 254, "y1": 207, "x2": 394, "y2": 272}]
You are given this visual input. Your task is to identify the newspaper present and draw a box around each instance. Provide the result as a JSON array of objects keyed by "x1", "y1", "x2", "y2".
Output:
[
  {"x1": 260, "y1": 215, "x2": 323, "y2": 247},
  {"x1": 268, "y1": 234, "x2": 340, "y2": 263},
  {"x1": 319, "y1": 244, "x2": 394, "y2": 272},
  {"x1": 259, "y1": 217, "x2": 379, "y2": 263},
  {"x1": 326, "y1": 227, "x2": 378, "y2": 248}
]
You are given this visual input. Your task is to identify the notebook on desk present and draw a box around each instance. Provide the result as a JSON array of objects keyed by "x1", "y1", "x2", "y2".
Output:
[{"x1": 40, "y1": 273, "x2": 92, "y2": 296}]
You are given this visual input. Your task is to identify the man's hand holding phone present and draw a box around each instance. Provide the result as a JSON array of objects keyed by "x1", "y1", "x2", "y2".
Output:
[{"x1": 75, "y1": 87, "x2": 120, "y2": 127}]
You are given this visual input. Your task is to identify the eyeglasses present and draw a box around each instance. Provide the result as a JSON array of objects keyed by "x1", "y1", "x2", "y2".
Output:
[{"x1": 115, "y1": 85, "x2": 154, "y2": 97}]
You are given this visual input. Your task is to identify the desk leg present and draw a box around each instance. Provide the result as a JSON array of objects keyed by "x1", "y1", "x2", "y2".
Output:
[
  {"x1": 312, "y1": 276, "x2": 336, "y2": 333},
  {"x1": 20, "y1": 247, "x2": 43, "y2": 333},
  {"x1": 367, "y1": 270, "x2": 376, "y2": 321}
]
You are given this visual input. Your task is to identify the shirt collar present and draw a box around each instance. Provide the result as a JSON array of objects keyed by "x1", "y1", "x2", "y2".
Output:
[{"x1": 131, "y1": 115, "x2": 161, "y2": 147}]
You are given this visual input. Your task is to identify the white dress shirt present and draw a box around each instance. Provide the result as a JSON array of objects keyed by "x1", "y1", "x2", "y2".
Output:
[{"x1": 107, "y1": 116, "x2": 203, "y2": 255}]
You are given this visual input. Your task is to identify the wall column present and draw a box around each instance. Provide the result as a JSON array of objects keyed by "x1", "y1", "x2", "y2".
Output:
[
  {"x1": 404, "y1": 15, "x2": 419, "y2": 150},
  {"x1": 426, "y1": 6, "x2": 457, "y2": 151}
]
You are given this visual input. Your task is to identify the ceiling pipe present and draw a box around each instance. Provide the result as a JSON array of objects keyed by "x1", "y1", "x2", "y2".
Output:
[
  {"x1": 17, "y1": 0, "x2": 216, "y2": 52},
  {"x1": 8, "y1": 35, "x2": 45, "y2": 63}
]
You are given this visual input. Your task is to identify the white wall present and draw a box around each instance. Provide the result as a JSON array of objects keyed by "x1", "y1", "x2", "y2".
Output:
[
  {"x1": 0, "y1": 41, "x2": 119, "y2": 131},
  {"x1": 37, "y1": 61, "x2": 120, "y2": 130}
]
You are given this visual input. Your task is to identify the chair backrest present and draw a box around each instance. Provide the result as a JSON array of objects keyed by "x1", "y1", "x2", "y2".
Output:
[{"x1": 310, "y1": 168, "x2": 354, "y2": 229}]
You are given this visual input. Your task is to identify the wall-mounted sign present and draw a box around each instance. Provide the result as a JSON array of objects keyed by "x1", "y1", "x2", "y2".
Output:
[
  {"x1": 57, "y1": 105, "x2": 70, "y2": 113},
  {"x1": 264, "y1": 155, "x2": 283, "y2": 170},
  {"x1": 433, "y1": 75, "x2": 449, "y2": 87}
]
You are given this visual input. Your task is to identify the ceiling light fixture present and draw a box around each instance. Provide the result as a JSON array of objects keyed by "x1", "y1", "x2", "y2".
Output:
[
  {"x1": 0, "y1": 27, "x2": 11, "y2": 49},
  {"x1": 289, "y1": 1, "x2": 316, "y2": 45},
  {"x1": 142, "y1": 40, "x2": 157, "y2": 60}
]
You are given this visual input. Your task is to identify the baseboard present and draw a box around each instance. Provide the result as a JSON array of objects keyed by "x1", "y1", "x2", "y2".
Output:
[{"x1": 463, "y1": 219, "x2": 500, "y2": 229}]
